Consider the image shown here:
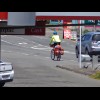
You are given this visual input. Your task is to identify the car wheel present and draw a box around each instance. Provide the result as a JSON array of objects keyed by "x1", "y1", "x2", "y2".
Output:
[
  {"x1": 85, "y1": 49, "x2": 89, "y2": 55},
  {"x1": 76, "y1": 48, "x2": 79, "y2": 58},
  {"x1": 85, "y1": 49, "x2": 93, "y2": 58},
  {"x1": 0, "y1": 82, "x2": 5, "y2": 87}
]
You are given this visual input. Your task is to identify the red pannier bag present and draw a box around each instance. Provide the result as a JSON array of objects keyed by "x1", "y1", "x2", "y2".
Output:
[
  {"x1": 55, "y1": 45, "x2": 64, "y2": 55},
  {"x1": 60, "y1": 49, "x2": 64, "y2": 55},
  {"x1": 54, "y1": 48, "x2": 59, "y2": 56}
]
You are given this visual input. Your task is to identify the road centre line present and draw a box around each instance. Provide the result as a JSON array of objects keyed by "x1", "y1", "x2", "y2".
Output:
[
  {"x1": 1, "y1": 50, "x2": 29, "y2": 56},
  {"x1": 1, "y1": 39, "x2": 75, "y2": 55},
  {"x1": 18, "y1": 42, "x2": 28, "y2": 45},
  {"x1": 11, "y1": 36, "x2": 47, "y2": 46},
  {"x1": 1, "y1": 39, "x2": 28, "y2": 48},
  {"x1": 1, "y1": 39, "x2": 51, "y2": 52},
  {"x1": 1, "y1": 49, "x2": 77, "y2": 63}
]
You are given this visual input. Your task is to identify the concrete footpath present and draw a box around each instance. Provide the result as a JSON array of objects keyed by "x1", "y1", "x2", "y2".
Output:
[{"x1": 56, "y1": 62, "x2": 100, "y2": 76}]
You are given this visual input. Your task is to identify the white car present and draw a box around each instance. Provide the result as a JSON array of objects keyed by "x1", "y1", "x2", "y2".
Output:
[
  {"x1": 75, "y1": 32, "x2": 100, "y2": 58},
  {"x1": 0, "y1": 61, "x2": 14, "y2": 87}
]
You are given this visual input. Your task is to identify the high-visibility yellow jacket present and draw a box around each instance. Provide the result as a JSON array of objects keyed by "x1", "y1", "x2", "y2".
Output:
[{"x1": 50, "y1": 35, "x2": 61, "y2": 44}]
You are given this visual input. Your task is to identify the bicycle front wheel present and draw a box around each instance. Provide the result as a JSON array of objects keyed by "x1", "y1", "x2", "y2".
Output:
[{"x1": 51, "y1": 49, "x2": 55, "y2": 60}]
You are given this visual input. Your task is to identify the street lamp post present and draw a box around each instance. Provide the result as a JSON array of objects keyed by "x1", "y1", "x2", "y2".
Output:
[
  {"x1": 94, "y1": 20, "x2": 96, "y2": 32},
  {"x1": 79, "y1": 20, "x2": 82, "y2": 68}
]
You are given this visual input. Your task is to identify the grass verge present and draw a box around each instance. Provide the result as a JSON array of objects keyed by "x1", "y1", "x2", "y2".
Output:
[{"x1": 90, "y1": 71, "x2": 100, "y2": 80}]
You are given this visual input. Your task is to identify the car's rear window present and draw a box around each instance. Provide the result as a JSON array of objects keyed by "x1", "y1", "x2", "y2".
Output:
[{"x1": 92, "y1": 34, "x2": 100, "y2": 41}]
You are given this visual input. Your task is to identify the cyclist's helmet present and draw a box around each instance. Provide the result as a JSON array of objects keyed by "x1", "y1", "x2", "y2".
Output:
[{"x1": 53, "y1": 31, "x2": 58, "y2": 35}]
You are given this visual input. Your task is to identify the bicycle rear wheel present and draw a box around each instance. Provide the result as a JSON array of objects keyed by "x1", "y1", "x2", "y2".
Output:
[{"x1": 57, "y1": 53, "x2": 61, "y2": 61}]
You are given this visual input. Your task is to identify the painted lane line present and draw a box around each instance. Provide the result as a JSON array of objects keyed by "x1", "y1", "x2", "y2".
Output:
[
  {"x1": 1, "y1": 49, "x2": 77, "y2": 63},
  {"x1": 34, "y1": 55, "x2": 38, "y2": 56},
  {"x1": 12, "y1": 35, "x2": 49, "y2": 47},
  {"x1": 4, "y1": 35, "x2": 51, "y2": 49},
  {"x1": 1, "y1": 50, "x2": 12, "y2": 53},
  {"x1": 1, "y1": 39, "x2": 30, "y2": 48},
  {"x1": 68, "y1": 60, "x2": 77, "y2": 63},
  {"x1": 1, "y1": 35, "x2": 7, "y2": 37},
  {"x1": 1, "y1": 39, "x2": 51, "y2": 52},
  {"x1": 30, "y1": 46, "x2": 38, "y2": 48},
  {"x1": 64, "y1": 51, "x2": 75, "y2": 55},
  {"x1": 1, "y1": 39, "x2": 75, "y2": 55},
  {"x1": 30, "y1": 47, "x2": 51, "y2": 50},
  {"x1": 45, "y1": 57, "x2": 50, "y2": 59},
  {"x1": 18, "y1": 42, "x2": 28, "y2": 45},
  {"x1": 1, "y1": 50, "x2": 29, "y2": 56}
]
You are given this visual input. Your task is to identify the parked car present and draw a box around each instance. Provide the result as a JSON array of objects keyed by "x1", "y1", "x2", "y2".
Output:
[
  {"x1": 75, "y1": 32, "x2": 100, "y2": 58},
  {"x1": 0, "y1": 61, "x2": 14, "y2": 87}
]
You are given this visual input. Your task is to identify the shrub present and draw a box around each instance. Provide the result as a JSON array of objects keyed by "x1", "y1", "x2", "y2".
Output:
[
  {"x1": 83, "y1": 29, "x2": 90, "y2": 34},
  {"x1": 90, "y1": 71, "x2": 100, "y2": 80}
]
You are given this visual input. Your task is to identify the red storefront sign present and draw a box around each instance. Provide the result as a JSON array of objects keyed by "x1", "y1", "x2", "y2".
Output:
[
  {"x1": 25, "y1": 21, "x2": 46, "y2": 35},
  {"x1": 0, "y1": 12, "x2": 8, "y2": 20},
  {"x1": 63, "y1": 29, "x2": 71, "y2": 39},
  {"x1": 63, "y1": 20, "x2": 72, "y2": 39}
]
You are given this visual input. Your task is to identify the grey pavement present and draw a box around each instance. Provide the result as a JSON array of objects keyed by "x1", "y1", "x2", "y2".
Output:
[{"x1": 56, "y1": 58, "x2": 100, "y2": 75}]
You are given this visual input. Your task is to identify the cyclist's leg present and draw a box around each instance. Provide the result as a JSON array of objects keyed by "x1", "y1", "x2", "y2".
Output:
[
  {"x1": 58, "y1": 42, "x2": 61, "y2": 45},
  {"x1": 56, "y1": 42, "x2": 61, "y2": 47},
  {"x1": 54, "y1": 42, "x2": 57, "y2": 47}
]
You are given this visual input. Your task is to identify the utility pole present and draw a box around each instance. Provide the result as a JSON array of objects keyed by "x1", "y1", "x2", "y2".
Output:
[
  {"x1": 79, "y1": 20, "x2": 82, "y2": 68},
  {"x1": 94, "y1": 20, "x2": 96, "y2": 32}
]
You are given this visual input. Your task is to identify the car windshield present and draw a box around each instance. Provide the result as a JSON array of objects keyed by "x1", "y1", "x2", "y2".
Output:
[{"x1": 92, "y1": 34, "x2": 100, "y2": 41}]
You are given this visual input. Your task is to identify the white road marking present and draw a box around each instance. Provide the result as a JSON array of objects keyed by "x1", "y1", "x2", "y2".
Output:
[
  {"x1": 45, "y1": 57, "x2": 50, "y2": 59},
  {"x1": 68, "y1": 60, "x2": 78, "y2": 63},
  {"x1": 1, "y1": 49, "x2": 77, "y2": 63},
  {"x1": 1, "y1": 39, "x2": 28, "y2": 48},
  {"x1": 1, "y1": 35, "x2": 7, "y2": 37},
  {"x1": 1, "y1": 35, "x2": 76, "y2": 55},
  {"x1": 30, "y1": 46, "x2": 38, "y2": 48},
  {"x1": 34, "y1": 55, "x2": 38, "y2": 56},
  {"x1": 12, "y1": 35, "x2": 50, "y2": 47},
  {"x1": 31, "y1": 47, "x2": 51, "y2": 50},
  {"x1": 1, "y1": 39, "x2": 51, "y2": 52},
  {"x1": 64, "y1": 51, "x2": 75, "y2": 55},
  {"x1": 1, "y1": 50, "x2": 12, "y2": 53},
  {"x1": 18, "y1": 42, "x2": 28, "y2": 45},
  {"x1": 1, "y1": 50, "x2": 29, "y2": 56},
  {"x1": 2, "y1": 39, "x2": 75, "y2": 54}
]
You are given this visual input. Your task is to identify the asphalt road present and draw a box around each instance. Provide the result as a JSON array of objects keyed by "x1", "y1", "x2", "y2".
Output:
[{"x1": 1, "y1": 28, "x2": 100, "y2": 87}]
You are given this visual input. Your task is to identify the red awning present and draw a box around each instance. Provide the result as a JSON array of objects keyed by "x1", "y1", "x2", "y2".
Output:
[
  {"x1": 36, "y1": 16, "x2": 100, "y2": 20},
  {"x1": 0, "y1": 12, "x2": 8, "y2": 20},
  {"x1": 1, "y1": 12, "x2": 100, "y2": 20}
]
